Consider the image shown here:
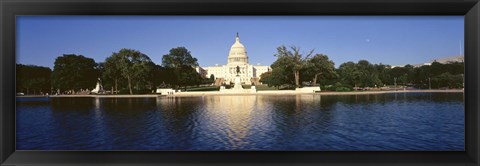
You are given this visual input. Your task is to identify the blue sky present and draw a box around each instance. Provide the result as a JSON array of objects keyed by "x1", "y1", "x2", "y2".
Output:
[{"x1": 17, "y1": 16, "x2": 464, "y2": 69}]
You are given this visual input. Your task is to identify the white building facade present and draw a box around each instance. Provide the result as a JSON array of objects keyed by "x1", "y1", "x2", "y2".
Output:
[{"x1": 198, "y1": 33, "x2": 271, "y2": 85}]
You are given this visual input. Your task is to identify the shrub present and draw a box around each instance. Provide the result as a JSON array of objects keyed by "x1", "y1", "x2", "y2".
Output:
[{"x1": 336, "y1": 87, "x2": 351, "y2": 92}]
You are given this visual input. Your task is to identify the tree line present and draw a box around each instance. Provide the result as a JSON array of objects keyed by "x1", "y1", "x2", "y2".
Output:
[
  {"x1": 260, "y1": 45, "x2": 464, "y2": 91},
  {"x1": 16, "y1": 47, "x2": 211, "y2": 95},
  {"x1": 16, "y1": 45, "x2": 465, "y2": 95}
]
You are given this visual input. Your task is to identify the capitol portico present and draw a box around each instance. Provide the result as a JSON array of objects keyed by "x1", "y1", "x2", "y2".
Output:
[{"x1": 196, "y1": 33, "x2": 271, "y2": 85}]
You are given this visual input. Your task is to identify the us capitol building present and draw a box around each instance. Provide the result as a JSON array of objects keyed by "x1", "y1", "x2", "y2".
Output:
[{"x1": 196, "y1": 33, "x2": 271, "y2": 85}]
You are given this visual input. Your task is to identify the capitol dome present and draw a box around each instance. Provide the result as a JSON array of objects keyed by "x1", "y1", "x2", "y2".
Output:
[{"x1": 228, "y1": 33, "x2": 248, "y2": 65}]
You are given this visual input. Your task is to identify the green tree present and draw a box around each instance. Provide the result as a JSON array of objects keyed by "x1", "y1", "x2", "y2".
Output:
[
  {"x1": 259, "y1": 71, "x2": 272, "y2": 86},
  {"x1": 388, "y1": 65, "x2": 414, "y2": 86},
  {"x1": 203, "y1": 74, "x2": 215, "y2": 85},
  {"x1": 429, "y1": 61, "x2": 445, "y2": 76},
  {"x1": 274, "y1": 45, "x2": 314, "y2": 87},
  {"x1": 102, "y1": 55, "x2": 125, "y2": 94},
  {"x1": 375, "y1": 63, "x2": 391, "y2": 86},
  {"x1": 304, "y1": 54, "x2": 337, "y2": 86},
  {"x1": 270, "y1": 55, "x2": 296, "y2": 88},
  {"x1": 259, "y1": 71, "x2": 283, "y2": 89},
  {"x1": 51, "y1": 54, "x2": 98, "y2": 94},
  {"x1": 412, "y1": 65, "x2": 431, "y2": 88},
  {"x1": 162, "y1": 47, "x2": 202, "y2": 90},
  {"x1": 108, "y1": 48, "x2": 154, "y2": 94},
  {"x1": 210, "y1": 74, "x2": 215, "y2": 82},
  {"x1": 174, "y1": 65, "x2": 203, "y2": 91},
  {"x1": 150, "y1": 64, "x2": 166, "y2": 88},
  {"x1": 16, "y1": 64, "x2": 52, "y2": 95},
  {"x1": 431, "y1": 72, "x2": 463, "y2": 89},
  {"x1": 162, "y1": 47, "x2": 199, "y2": 68},
  {"x1": 444, "y1": 62, "x2": 464, "y2": 75},
  {"x1": 337, "y1": 61, "x2": 361, "y2": 87},
  {"x1": 356, "y1": 60, "x2": 381, "y2": 87}
]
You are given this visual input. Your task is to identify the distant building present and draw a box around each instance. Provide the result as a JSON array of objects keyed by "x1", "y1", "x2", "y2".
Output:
[
  {"x1": 196, "y1": 33, "x2": 271, "y2": 85},
  {"x1": 430, "y1": 55, "x2": 464, "y2": 64},
  {"x1": 392, "y1": 55, "x2": 464, "y2": 68},
  {"x1": 195, "y1": 66, "x2": 208, "y2": 78}
]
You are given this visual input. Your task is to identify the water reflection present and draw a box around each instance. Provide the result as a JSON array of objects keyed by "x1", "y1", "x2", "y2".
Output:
[
  {"x1": 16, "y1": 93, "x2": 465, "y2": 150},
  {"x1": 205, "y1": 95, "x2": 256, "y2": 148}
]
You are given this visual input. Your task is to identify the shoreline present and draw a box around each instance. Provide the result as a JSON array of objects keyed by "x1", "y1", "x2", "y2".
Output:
[{"x1": 17, "y1": 89, "x2": 464, "y2": 98}]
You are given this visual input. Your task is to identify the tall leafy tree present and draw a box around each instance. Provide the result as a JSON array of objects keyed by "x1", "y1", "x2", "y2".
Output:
[
  {"x1": 259, "y1": 71, "x2": 273, "y2": 86},
  {"x1": 410, "y1": 62, "x2": 464, "y2": 89},
  {"x1": 388, "y1": 65, "x2": 414, "y2": 86},
  {"x1": 431, "y1": 72, "x2": 463, "y2": 89},
  {"x1": 16, "y1": 64, "x2": 52, "y2": 95},
  {"x1": 162, "y1": 47, "x2": 202, "y2": 90},
  {"x1": 337, "y1": 61, "x2": 361, "y2": 87},
  {"x1": 356, "y1": 60, "x2": 381, "y2": 87},
  {"x1": 175, "y1": 65, "x2": 203, "y2": 90},
  {"x1": 51, "y1": 54, "x2": 98, "y2": 94},
  {"x1": 259, "y1": 71, "x2": 285, "y2": 89},
  {"x1": 429, "y1": 61, "x2": 445, "y2": 76},
  {"x1": 375, "y1": 63, "x2": 391, "y2": 86},
  {"x1": 162, "y1": 47, "x2": 199, "y2": 68},
  {"x1": 102, "y1": 54, "x2": 125, "y2": 94},
  {"x1": 270, "y1": 55, "x2": 296, "y2": 87},
  {"x1": 304, "y1": 54, "x2": 337, "y2": 86},
  {"x1": 209, "y1": 74, "x2": 215, "y2": 82},
  {"x1": 274, "y1": 45, "x2": 314, "y2": 87},
  {"x1": 412, "y1": 65, "x2": 431, "y2": 88},
  {"x1": 108, "y1": 48, "x2": 154, "y2": 94}
]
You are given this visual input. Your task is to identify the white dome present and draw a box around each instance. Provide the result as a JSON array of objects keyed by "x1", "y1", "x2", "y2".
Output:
[{"x1": 228, "y1": 33, "x2": 248, "y2": 65}]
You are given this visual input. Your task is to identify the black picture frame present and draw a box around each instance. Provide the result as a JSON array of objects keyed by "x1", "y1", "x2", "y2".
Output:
[{"x1": 1, "y1": 0, "x2": 479, "y2": 165}]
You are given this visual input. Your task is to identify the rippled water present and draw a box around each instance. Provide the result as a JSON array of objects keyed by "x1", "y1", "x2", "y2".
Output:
[{"x1": 16, "y1": 93, "x2": 464, "y2": 150}]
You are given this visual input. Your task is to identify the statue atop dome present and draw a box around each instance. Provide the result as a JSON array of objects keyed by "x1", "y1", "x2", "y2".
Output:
[
  {"x1": 199, "y1": 33, "x2": 272, "y2": 86},
  {"x1": 228, "y1": 33, "x2": 248, "y2": 65}
]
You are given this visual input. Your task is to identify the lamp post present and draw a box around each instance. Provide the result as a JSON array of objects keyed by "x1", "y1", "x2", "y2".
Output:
[
  {"x1": 428, "y1": 77, "x2": 431, "y2": 90},
  {"x1": 394, "y1": 77, "x2": 397, "y2": 91}
]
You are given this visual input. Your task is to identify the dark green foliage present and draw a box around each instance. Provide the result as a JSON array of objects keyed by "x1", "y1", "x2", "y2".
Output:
[
  {"x1": 16, "y1": 64, "x2": 52, "y2": 95},
  {"x1": 259, "y1": 71, "x2": 282, "y2": 89},
  {"x1": 267, "y1": 46, "x2": 339, "y2": 88},
  {"x1": 174, "y1": 65, "x2": 203, "y2": 91},
  {"x1": 337, "y1": 61, "x2": 361, "y2": 87},
  {"x1": 335, "y1": 87, "x2": 351, "y2": 92},
  {"x1": 267, "y1": 55, "x2": 296, "y2": 88},
  {"x1": 322, "y1": 82, "x2": 352, "y2": 91},
  {"x1": 274, "y1": 45, "x2": 314, "y2": 87},
  {"x1": 209, "y1": 74, "x2": 215, "y2": 82},
  {"x1": 431, "y1": 72, "x2": 463, "y2": 89},
  {"x1": 391, "y1": 62, "x2": 463, "y2": 89},
  {"x1": 387, "y1": 64, "x2": 414, "y2": 86},
  {"x1": 202, "y1": 76, "x2": 214, "y2": 85},
  {"x1": 101, "y1": 55, "x2": 126, "y2": 94},
  {"x1": 51, "y1": 54, "x2": 99, "y2": 93},
  {"x1": 162, "y1": 47, "x2": 199, "y2": 68},
  {"x1": 103, "y1": 49, "x2": 154, "y2": 94},
  {"x1": 356, "y1": 60, "x2": 382, "y2": 87},
  {"x1": 375, "y1": 63, "x2": 391, "y2": 86},
  {"x1": 161, "y1": 47, "x2": 203, "y2": 90},
  {"x1": 337, "y1": 60, "x2": 464, "y2": 89},
  {"x1": 20, "y1": 44, "x2": 465, "y2": 94},
  {"x1": 303, "y1": 54, "x2": 337, "y2": 86}
]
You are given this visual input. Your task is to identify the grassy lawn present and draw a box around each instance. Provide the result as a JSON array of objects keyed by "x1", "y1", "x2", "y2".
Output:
[
  {"x1": 184, "y1": 85, "x2": 280, "y2": 91},
  {"x1": 185, "y1": 86, "x2": 219, "y2": 91},
  {"x1": 243, "y1": 84, "x2": 279, "y2": 91}
]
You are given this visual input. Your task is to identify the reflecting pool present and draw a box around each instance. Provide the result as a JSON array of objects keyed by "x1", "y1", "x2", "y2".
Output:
[{"x1": 16, "y1": 92, "x2": 464, "y2": 150}]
